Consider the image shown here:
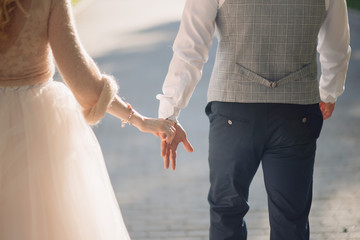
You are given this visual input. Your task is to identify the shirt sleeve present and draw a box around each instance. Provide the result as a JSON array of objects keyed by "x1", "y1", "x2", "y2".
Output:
[
  {"x1": 48, "y1": 0, "x2": 118, "y2": 125},
  {"x1": 156, "y1": 0, "x2": 218, "y2": 121},
  {"x1": 317, "y1": 0, "x2": 351, "y2": 103}
]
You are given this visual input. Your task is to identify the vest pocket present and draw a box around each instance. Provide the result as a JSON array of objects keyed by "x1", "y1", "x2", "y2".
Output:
[{"x1": 235, "y1": 63, "x2": 317, "y2": 88}]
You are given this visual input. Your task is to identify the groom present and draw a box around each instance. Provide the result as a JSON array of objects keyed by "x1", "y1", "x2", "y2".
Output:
[{"x1": 157, "y1": 0, "x2": 351, "y2": 239}]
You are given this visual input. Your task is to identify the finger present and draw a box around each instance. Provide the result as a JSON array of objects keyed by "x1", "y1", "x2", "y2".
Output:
[
  {"x1": 322, "y1": 113, "x2": 328, "y2": 120},
  {"x1": 163, "y1": 146, "x2": 170, "y2": 169},
  {"x1": 161, "y1": 140, "x2": 167, "y2": 157},
  {"x1": 320, "y1": 105, "x2": 325, "y2": 112},
  {"x1": 323, "y1": 111, "x2": 330, "y2": 120},
  {"x1": 319, "y1": 103, "x2": 326, "y2": 113},
  {"x1": 170, "y1": 149, "x2": 177, "y2": 170},
  {"x1": 182, "y1": 137, "x2": 194, "y2": 153},
  {"x1": 319, "y1": 107, "x2": 327, "y2": 119}
]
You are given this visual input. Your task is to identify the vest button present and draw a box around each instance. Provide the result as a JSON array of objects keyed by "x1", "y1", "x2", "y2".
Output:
[
  {"x1": 270, "y1": 82, "x2": 278, "y2": 88},
  {"x1": 302, "y1": 117, "x2": 307, "y2": 124},
  {"x1": 228, "y1": 120, "x2": 233, "y2": 125}
]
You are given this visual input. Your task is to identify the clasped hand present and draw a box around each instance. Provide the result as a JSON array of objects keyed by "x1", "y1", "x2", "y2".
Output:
[
  {"x1": 160, "y1": 123, "x2": 193, "y2": 170},
  {"x1": 137, "y1": 118, "x2": 177, "y2": 144}
]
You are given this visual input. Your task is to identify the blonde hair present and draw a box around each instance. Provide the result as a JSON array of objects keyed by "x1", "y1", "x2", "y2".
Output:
[{"x1": 0, "y1": 0, "x2": 28, "y2": 40}]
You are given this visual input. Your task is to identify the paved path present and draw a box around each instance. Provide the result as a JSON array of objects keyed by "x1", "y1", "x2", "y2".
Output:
[{"x1": 71, "y1": 2, "x2": 360, "y2": 239}]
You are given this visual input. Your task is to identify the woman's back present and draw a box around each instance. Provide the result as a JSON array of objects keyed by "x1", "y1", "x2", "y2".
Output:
[
  {"x1": 0, "y1": 0, "x2": 54, "y2": 87},
  {"x1": 0, "y1": 1, "x2": 132, "y2": 239}
]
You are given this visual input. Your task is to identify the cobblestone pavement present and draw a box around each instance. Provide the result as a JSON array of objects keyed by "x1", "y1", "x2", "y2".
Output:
[{"x1": 72, "y1": 2, "x2": 360, "y2": 239}]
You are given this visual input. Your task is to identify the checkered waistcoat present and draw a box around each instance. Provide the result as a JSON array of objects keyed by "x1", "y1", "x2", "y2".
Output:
[{"x1": 207, "y1": 0, "x2": 327, "y2": 104}]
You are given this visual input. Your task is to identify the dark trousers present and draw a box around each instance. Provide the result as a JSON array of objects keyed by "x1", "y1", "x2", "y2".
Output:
[{"x1": 206, "y1": 102, "x2": 323, "y2": 240}]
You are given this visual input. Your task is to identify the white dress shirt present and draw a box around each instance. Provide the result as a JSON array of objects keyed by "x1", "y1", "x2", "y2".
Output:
[{"x1": 157, "y1": 0, "x2": 351, "y2": 121}]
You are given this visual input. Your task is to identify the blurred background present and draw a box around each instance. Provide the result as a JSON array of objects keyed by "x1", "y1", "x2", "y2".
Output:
[
  {"x1": 63, "y1": 1, "x2": 360, "y2": 239},
  {"x1": 347, "y1": 0, "x2": 360, "y2": 10}
]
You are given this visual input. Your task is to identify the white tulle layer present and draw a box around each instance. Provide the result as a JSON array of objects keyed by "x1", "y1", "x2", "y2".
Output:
[{"x1": 0, "y1": 80, "x2": 130, "y2": 240}]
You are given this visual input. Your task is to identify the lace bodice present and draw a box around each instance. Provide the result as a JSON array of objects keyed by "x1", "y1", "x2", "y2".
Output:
[
  {"x1": 0, "y1": 0, "x2": 54, "y2": 86},
  {"x1": 0, "y1": 0, "x2": 119, "y2": 125}
]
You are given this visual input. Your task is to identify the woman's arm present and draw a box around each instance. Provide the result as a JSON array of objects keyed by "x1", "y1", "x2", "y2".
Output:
[
  {"x1": 48, "y1": 0, "x2": 104, "y2": 111},
  {"x1": 48, "y1": 0, "x2": 175, "y2": 141}
]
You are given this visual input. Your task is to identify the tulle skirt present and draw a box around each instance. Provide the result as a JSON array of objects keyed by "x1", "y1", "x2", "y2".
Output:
[{"x1": 0, "y1": 80, "x2": 131, "y2": 240}]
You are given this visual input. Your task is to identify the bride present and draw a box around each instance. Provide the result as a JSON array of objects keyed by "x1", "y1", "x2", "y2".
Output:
[{"x1": 0, "y1": 0, "x2": 175, "y2": 239}]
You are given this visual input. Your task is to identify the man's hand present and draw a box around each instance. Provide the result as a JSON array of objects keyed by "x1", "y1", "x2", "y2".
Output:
[
  {"x1": 161, "y1": 123, "x2": 193, "y2": 170},
  {"x1": 319, "y1": 101, "x2": 336, "y2": 120}
]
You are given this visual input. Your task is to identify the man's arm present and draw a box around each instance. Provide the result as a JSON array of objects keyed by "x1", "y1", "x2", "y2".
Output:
[
  {"x1": 157, "y1": 0, "x2": 218, "y2": 121},
  {"x1": 317, "y1": 0, "x2": 351, "y2": 119},
  {"x1": 157, "y1": 0, "x2": 219, "y2": 169}
]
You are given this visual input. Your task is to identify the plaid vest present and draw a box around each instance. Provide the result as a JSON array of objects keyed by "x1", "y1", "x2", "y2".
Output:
[{"x1": 207, "y1": 0, "x2": 327, "y2": 104}]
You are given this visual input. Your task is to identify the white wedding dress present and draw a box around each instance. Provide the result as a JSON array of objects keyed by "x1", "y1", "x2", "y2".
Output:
[{"x1": 0, "y1": 0, "x2": 131, "y2": 239}]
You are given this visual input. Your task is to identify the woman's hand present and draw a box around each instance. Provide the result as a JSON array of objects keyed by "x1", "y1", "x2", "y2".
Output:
[
  {"x1": 107, "y1": 97, "x2": 175, "y2": 143},
  {"x1": 138, "y1": 118, "x2": 176, "y2": 144}
]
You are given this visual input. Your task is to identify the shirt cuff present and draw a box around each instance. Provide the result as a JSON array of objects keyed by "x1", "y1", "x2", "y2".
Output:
[
  {"x1": 157, "y1": 95, "x2": 181, "y2": 121},
  {"x1": 319, "y1": 88, "x2": 337, "y2": 103}
]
